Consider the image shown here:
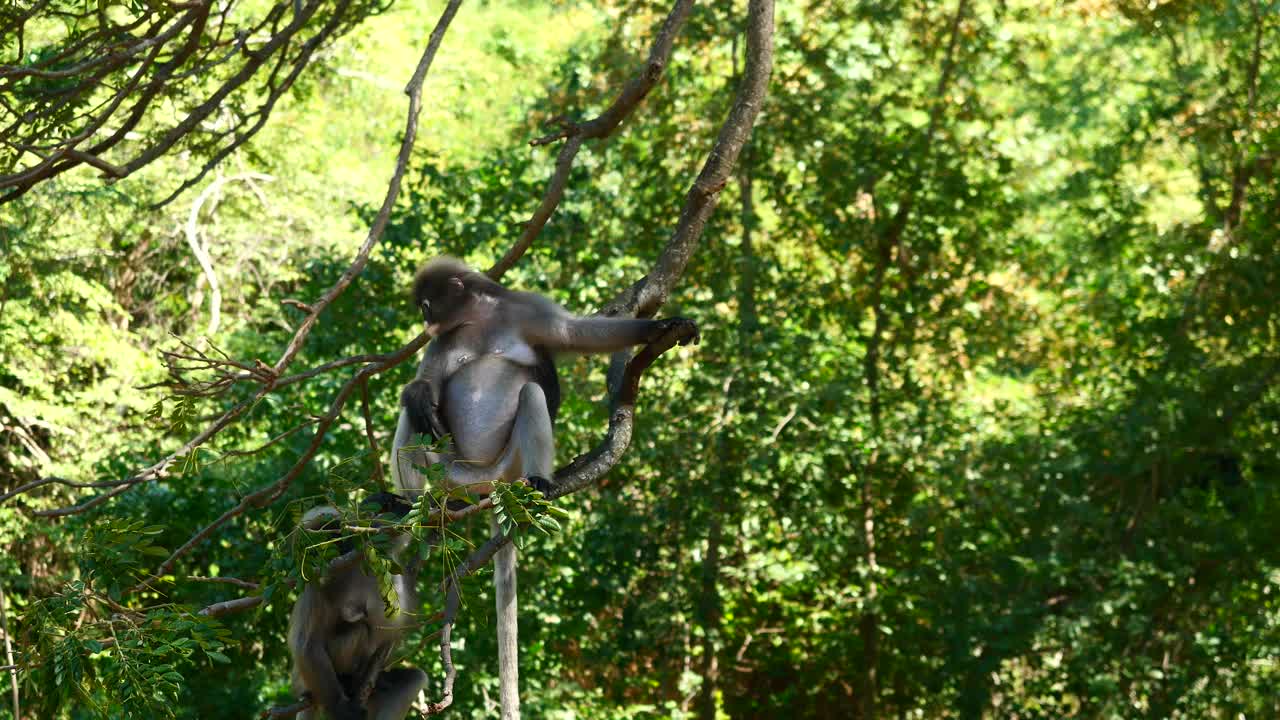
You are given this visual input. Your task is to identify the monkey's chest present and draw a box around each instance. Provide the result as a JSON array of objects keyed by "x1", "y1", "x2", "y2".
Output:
[
  {"x1": 327, "y1": 619, "x2": 378, "y2": 675},
  {"x1": 444, "y1": 355, "x2": 537, "y2": 463}
]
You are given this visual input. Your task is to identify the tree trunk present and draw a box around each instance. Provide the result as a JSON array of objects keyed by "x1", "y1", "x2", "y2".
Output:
[
  {"x1": 0, "y1": 583, "x2": 18, "y2": 720},
  {"x1": 491, "y1": 516, "x2": 520, "y2": 720},
  {"x1": 695, "y1": 516, "x2": 723, "y2": 720}
]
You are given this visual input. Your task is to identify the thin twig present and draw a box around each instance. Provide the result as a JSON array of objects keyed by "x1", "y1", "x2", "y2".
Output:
[
  {"x1": 188, "y1": 576, "x2": 260, "y2": 590},
  {"x1": 359, "y1": 378, "x2": 386, "y2": 491},
  {"x1": 141, "y1": 335, "x2": 427, "y2": 588}
]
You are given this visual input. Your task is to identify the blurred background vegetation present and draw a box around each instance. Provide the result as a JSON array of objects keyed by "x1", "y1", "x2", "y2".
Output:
[{"x1": 1, "y1": 0, "x2": 1278, "y2": 718}]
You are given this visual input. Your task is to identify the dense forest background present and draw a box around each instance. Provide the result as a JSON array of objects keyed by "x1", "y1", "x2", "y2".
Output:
[{"x1": 1, "y1": 0, "x2": 1278, "y2": 718}]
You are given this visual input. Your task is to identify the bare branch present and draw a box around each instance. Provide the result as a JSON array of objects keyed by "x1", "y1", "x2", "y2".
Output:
[
  {"x1": 606, "y1": 0, "x2": 775, "y2": 319},
  {"x1": 487, "y1": 0, "x2": 696, "y2": 279},
  {"x1": 546, "y1": 321, "x2": 699, "y2": 498},
  {"x1": 419, "y1": 533, "x2": 510, "y2": 715},
  {"x1": 488, "y1": 136, "x2": 583, "y2": 279},
  {"x1": 199, "y1": 595, "x2": 265, "y2": 618},
  {"x1": 215, "y1": 420, "x2": 319, "y2": 461},
  {"x1": 269, "y1": 0, "x2": 464, "y2": 376},
  {"x1": 188, "y1": 576, "x2": 260, "y2": 590},
  {"x1": 141, "y1": 335, "x2": 427, "y2": 584},
  {"x1": 0, "y1": 583, "x2": 18, "y2": 720},
  {"x1": 8, "y1": 0, "x2": 463, "y2": 516},
  {"x1": 11, "y1": 396, "x2": 258, "y2": 514},
  {"x1": 545, "y1": 0, "x2": 775, "y2": 498},
  {"x1": 0, "y1": 0, "x2": 374, "y2": 203}
]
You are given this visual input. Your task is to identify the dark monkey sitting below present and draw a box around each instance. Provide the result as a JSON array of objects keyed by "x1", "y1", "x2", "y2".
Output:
[{"x1": 289, "y1": 493, "x2": 425, "y2": 720}]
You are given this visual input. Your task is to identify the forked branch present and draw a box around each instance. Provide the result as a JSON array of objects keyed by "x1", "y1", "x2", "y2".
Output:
[{"x1": 487, "y1": 0, "x2": 697, "y2": 279}]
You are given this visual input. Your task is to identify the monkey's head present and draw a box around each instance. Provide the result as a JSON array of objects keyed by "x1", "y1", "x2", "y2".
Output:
[{"x1": 412, "y1": 256, "x2": 494, "y2": 336}]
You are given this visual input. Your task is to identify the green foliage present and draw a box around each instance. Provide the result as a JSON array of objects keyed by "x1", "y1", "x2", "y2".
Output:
[
  {"x1": 79, "y1": 520, "x2": 169, "y2": 600},
  {"x1": 20, "y1": 583, "x2": 232, "y2": 719},
  {"x1": 3, "y1": 0, "x2": 1279, "y2": 718},
  {"x1": 490, "y1": 481, "x2": 570, "y2": 547}
]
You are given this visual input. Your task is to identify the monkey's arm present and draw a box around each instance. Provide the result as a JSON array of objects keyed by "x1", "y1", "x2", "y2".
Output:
[
  {"x1": 401, "y1": 343, "x2": 449, "y2": 439},
  {"x1": 401, "y1": 379, "x2": 448, "y2": 439},
  {"x1": 295, "y1": 632, "x2": 366, "y2": 717},
  {"x1": 352, "y1": 641, "x2": 392, "y2": 704},
  {"x1": 514, "y1": 293, "x2": 700, "y2": 354}
]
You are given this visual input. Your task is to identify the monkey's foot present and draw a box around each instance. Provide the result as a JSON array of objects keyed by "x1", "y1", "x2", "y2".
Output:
[{"x1": 526, "y1": 475, "x2": 554, "y2": 497}]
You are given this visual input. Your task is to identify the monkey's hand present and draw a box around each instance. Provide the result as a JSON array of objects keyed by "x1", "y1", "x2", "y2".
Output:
[
  {"x1": 401, "y1": 379, "x2": 449, "y2": 439},
  {"x1": 527, "y1": 475, "x2": 554, "y2": 498},
  {"x1": 330, "y1": 697, "x2": 367, "y2": 720},
  {"x1": 327, "y1": 696, "x2": 368, "y2": 717},
  {"x1": 653, "y1": 317, "x2": 700, "y2": 346}
]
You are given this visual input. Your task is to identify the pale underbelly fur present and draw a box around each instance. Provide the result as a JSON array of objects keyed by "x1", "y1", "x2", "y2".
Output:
[{"x1": 444, "y1": 355, "x2": 536, "y2": 464}]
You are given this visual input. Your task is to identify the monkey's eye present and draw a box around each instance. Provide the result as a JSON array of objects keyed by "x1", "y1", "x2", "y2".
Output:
[{"x1": 420, "y1": 299, "x2": 432, "y2": 323}]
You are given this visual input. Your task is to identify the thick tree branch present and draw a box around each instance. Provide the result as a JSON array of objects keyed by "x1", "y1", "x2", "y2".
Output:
[
  {"x1": 539, "y1": 0, "x2": 774, "y2": 500},
  {"x1": 604, "y1": 0, "x2": 775, "y2": 320},
  {"x1": 548, "y1": 322, "x2": 699, "y2": 498}
]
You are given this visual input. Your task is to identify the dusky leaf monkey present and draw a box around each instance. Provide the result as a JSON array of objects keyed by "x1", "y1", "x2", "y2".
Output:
[
  {"x1": 288, "y1": 492, "x2": 426, "y2": 720},
  {"x1": 389, "y1": 256, "x2": 698, "y2": 719}
]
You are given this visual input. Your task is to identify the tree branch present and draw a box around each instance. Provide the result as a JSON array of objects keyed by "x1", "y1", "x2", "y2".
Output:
[
  {"x1": 544, "y1": 0, "x2": 774, "y2": 499},
  {"x1": 487, "y1": 0, "x2": 696, "y2": 279},
  {"x1": 6, "y1": 0, "x2": 464, "y2": 518},
  {"x1": 139, "y1": 335, "x2": 427, "y2": 587},
  {"x1": 0, "y1": 0, "x2": 376, "y2": 204},
  {"x1": 604, "y1": 0, "x2": 775, "y2": 320}
]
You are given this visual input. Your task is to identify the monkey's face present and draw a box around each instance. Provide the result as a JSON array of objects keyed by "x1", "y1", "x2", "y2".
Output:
[{"x1": 418, "y1": 275, "x2": 467, "y2": 336}]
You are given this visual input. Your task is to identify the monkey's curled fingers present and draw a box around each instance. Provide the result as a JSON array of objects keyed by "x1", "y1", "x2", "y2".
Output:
[
  {"x1": 655, "y1": 317, "x2": 700, "y2": 346},
  {"x1": 331, "y1": 698, "x2": 368, "y2": 720},
  {"x1": 401, "y1": 379, "x2": 449, "y2": 439},
  {"x1": 526, "y1": 475, "x2": 554, "y2": 498}
]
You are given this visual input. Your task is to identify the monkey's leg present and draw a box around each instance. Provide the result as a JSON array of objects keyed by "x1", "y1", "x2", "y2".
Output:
[
  {"x1": 451, "y1": 381, "x2": 555, "y2": 490},
  {"x1": 390, "y1": 409, "x2": 437, "y2": 496},
  {"x1": 510, "y1": 383, "x2": 555, "y2": 483},
  {"x1": 366, "y1": 667, "x2": 427, "y2": 720},
  {"x1": 393, "y1": 406, "x2": 524, "y2": 497}
]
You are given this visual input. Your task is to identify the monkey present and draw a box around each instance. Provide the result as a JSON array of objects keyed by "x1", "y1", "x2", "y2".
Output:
[
  {"x1": 388, "y1": 256, "x2": 699, "y2": 719},
  {"x1": 289, "y1": 493, "x2": 426, "y2": 720},
  {"x1": 390, "y1": 256, "x2": 699, "y2": 496}
]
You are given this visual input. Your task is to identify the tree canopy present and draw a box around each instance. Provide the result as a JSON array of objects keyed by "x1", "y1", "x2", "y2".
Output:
[{"x1": 1, "y1": 0, "x2": 1278, "y2": 718}]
